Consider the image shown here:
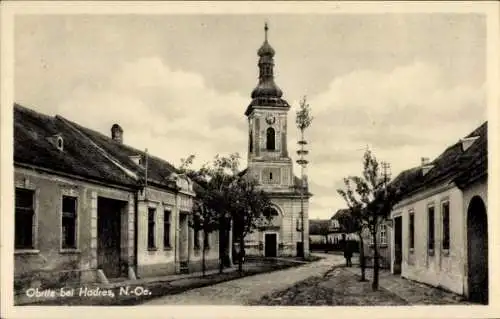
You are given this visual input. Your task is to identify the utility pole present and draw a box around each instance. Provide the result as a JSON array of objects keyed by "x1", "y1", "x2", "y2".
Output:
[{"x1": 380, "y1": 161, "x2": 391, "y2": 189}]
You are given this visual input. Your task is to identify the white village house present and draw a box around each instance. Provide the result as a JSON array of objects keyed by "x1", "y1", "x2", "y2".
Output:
[{"x1": 389, "y1": 122, "x2": 487, "y2": 304}]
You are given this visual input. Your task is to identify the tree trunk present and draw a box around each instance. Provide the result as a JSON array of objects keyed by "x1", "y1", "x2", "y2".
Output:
[
  {"x1": 218, "y1": 222, "x2": 225, "y2": 274},
  {"x1": 202, "y1": 231, "x2": 207, "y2": 277},
  {"x1": 238, "y1": 236, "x2": 244, "y2": 275},
  {"x1": 358, "y1": 232, "x2": 366, "y2": 281},
  {"x1": 372, "y1": 229, "x2": 379, "y2": 291}
]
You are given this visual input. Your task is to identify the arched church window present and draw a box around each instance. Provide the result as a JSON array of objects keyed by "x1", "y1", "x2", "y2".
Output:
[
  {"x1": 266, "y1": 127, "x2": 275, "y2": 150},
  {"x1": 264, "y1": 207, "x2": 279, "y2": 219}
]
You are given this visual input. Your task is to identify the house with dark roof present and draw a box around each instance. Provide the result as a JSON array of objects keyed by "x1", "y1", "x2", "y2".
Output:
[
  {"x1": 13, "y1": 103, "x2": 225, "y2": 291},
  {"x1": 357, "y1": 165, "x2": 425, "y2": 270},
  {"x1": 308, "y1": 219, "x2": 330, "y2": 245},
  {"x1": 327, "y1": 209, "x2": 359, "y2": 247},
  {"x1": 389, "y1": 122, "x2": 488, "y2": 304}
]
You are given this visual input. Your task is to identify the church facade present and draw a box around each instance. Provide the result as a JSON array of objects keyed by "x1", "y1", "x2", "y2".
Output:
[{"x1": 242, "y1": 24, "x2": 312, "y2": 258}]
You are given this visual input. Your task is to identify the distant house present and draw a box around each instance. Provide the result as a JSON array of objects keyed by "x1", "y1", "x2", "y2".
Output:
[
  {"x1": 361, "y1": 218, "x2": 391, "y2": 269},
  {"x1": 309, "y1": 219, "x2": 330, "y2": 244},
  {"x1": 328, "y1": 209, "x2": 359, "y2": 246},
  {"x1": 13, "y1": 104, "x2": 227, "y2": 290},
  {"x1": 389, "y1": 122, "x2": 487, "y2": 304}
]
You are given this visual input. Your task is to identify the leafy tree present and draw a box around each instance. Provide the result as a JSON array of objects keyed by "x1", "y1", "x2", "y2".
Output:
[
  {"x1": 189, "y1": 202, "x2": 218, "y2": 276},
  {"x1": 178, "y1": 155, "x2": 218, "y2": 276},
  {"x1": 337, "y1": 188, "x2": 367, "y2": 281},
  {"x1": 337, "y1": 150, "x2": 399, "y2": 290},
  {"x1": 231, "y1": 176, "x2": 273, "y2": 274},
  {"x1": 179, "y1": 153, "x2": 273, "y2": 275}
]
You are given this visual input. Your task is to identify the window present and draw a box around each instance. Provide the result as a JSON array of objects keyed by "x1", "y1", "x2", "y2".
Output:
[
  {"x1": 409, "y1": 212, "x2": 415, "y2": 250},
  {"x1": 61, "y1": 196, "x2": 77, "y2": 249},
  {"x1": 428, "y1": 206, "x2": 435, "y2": 251},
  {"x1": 163, "y1": 210, "x2": 171, "y2": 248},
  {"x1": 148, "y1": 208, "x2": 156, "y2": 249},
  {"x1": 249, "y1": 131, "x2": 253, "y2": 153},
  {"x1": 194, "y1": 228, "x2": 200, "y2": 250},
  {"x1": 57, "y1": 137, "x2": 64, "y2": 151},
  {"x1": 266, "y1": 127, "x2": 275, "y2": 150},
  {"x1": 379, "y1": 224, "x2": 387, "y2": 245},
  {"x1": 262, "y1": 168, "x2": 280, "y2": 184},
  {"x1": 442, "y1": 202, "x2": 450, "y2": 250},
  {"x1": 204, "y1": 231, "x2": 210, "y2": 250},
  {"x1": 15, "y1": 188, "x2": 35, "y2": 249}
]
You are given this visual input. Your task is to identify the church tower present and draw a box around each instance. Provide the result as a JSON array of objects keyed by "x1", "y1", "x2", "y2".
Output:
[
  {"x1": 243, "y1": 23, "x2": 310, "y2": 258},
  {"x1": 245, "y1": 23, "x2": 294, "y2": 192}
]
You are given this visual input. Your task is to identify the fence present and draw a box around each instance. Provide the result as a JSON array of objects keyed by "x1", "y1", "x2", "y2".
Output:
[{"x1": 310, "y1": 242, "x2": 360, "y2": 253}]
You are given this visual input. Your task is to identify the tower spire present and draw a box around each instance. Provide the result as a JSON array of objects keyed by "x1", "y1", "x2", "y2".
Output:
[
  {"x1": 264, "y1": 21, "x2": 269, "y2": 42},
  {"x1": 245, "y1": 22, "x2": 290, "y2": 116}
]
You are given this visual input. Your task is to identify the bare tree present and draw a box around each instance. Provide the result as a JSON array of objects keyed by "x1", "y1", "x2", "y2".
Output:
[
  {"x1": 336, "y1": 189, "x2": 367, "y2": 281},
  {"x1": 337, "y1": 150, "x2": 399, "y2": 290}
]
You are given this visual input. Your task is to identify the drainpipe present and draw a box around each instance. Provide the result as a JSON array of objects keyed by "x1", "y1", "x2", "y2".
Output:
[
  {"x1": 174, "y1": 192, "x2": 178, "y2": 273},
  {"x1": 134, "y1": 189, "x2": 139, "y2": 278}
]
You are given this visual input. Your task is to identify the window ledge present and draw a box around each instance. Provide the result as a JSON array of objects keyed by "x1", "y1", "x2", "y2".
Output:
[
  {"x1": 164, "y1": 246, "x2": 172, "y2": 251},
  {"x1": 442, "y1": 249, "x2": 450, "y2": 257},
  {"x1": 15, "y1": 249, "x2": 40, "y2": 255},
  {"x1": 60, "y1": 249, "x2": 80, "y2": 254},
  {"x1": 147, "y1": 248, "x2": 158, "y2": 252},
  {"x1": 428, "y1": 249, "x2": 435, "y2": 256}
]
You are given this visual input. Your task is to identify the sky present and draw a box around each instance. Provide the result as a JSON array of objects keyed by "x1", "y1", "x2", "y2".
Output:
[{"x1": 14, "y1": 13, "x2": 487, "y2": 219}]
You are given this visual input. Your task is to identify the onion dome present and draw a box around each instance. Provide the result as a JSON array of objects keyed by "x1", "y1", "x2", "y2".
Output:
[
  {"x1": 258, "y1": 41, "x2": 275, "y2": 57},
  {"x1": 251, "y1": 22, "x2": 283, "y2": 99},
  {"x1": 245, "y1": 22, "x2": 290, "y2": 115},
  {"x1": 251, "y1": 80, "x2": 283, "y2": 99}
]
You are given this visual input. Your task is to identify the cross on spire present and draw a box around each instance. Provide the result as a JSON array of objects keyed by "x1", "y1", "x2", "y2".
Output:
[{"x1": 264, "y1": 21, "x2": 269, "y2": 41}]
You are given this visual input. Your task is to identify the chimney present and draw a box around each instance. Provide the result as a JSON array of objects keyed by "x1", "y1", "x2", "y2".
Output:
[
  {"x1": 111, "y1": 124, "x2": 123, "y2": 144},
  {"x1": 421, "y1": 157, "x2": 430, "y2": 166}
]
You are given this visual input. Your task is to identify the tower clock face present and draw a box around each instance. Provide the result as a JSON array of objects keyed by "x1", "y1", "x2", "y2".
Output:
[{"x1": 265, "y1": 114, "x2": 276, "y2": 125}]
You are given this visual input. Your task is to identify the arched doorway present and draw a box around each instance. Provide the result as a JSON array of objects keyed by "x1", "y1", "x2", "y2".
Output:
[{"x1": 467, "y1": 196, "x2": 488, "y2": 304}]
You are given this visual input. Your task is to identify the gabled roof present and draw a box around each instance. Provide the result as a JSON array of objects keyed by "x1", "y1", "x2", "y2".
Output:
[
  {"x1": 331, "y1": 208, "x2": 350, "y2": 220},
  {"x1": 397, "y1": 121, "x2": 487, "y2": 200},
  {"x1": 14, "y1": 103, "x2": 137, "y2": 188},
  {"x1": 60, "y1": 117, "x2": 180, "y2": 191},
  {"x1": 454, "y1": 122, "x2": 488, "y2": 188}
]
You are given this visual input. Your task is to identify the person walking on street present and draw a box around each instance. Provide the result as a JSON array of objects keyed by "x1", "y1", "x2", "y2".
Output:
[{"x1": 344, "y1": 238, "x2": 353, "y2": 267}]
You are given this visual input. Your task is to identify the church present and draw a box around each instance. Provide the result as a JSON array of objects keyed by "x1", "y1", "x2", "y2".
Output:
[{"x1": 242, "y1": 24, "x2": 312, "y2": 258}]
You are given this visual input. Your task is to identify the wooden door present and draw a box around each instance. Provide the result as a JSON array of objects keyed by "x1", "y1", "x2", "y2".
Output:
[
  {"x1": 265, "y1": 233, "x2": 277, "y2": 257},
  {"x1": 97, "y1": 198, "x2": 122, "y2": 278}
]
